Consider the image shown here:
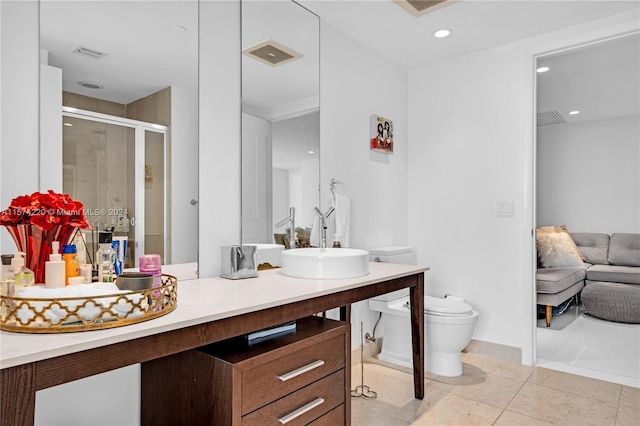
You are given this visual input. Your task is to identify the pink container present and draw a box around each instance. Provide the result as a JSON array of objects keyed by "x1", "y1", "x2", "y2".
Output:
[{"x1": 139, "y1": 254, "x2": 162, "y2": 311}]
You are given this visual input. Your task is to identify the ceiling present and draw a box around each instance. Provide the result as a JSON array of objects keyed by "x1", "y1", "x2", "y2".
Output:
[
  {"x1": 300, "y1": 0, "x2": 639, "y2": 69},
  {"x1": 39, "y1": 1, "x2": 639, "y2": 118},
  {"x1": 537, "y1": 34, "x2": 639, "y2": 126},
  {"x1": 40, "y1": 0, "x2": 198, "y2": 105}
]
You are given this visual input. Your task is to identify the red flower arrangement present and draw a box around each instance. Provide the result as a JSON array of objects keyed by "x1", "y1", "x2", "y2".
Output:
[{"x1": 1, "y1": 190, "x2": 91, "y2": 284}]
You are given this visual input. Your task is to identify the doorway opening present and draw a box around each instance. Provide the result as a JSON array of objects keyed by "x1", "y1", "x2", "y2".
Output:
[{"x1": 533, "y1": 33, "x2": 640, "y2": 387}]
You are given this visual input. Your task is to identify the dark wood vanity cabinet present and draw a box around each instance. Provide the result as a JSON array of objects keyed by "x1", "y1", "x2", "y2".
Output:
[{"x1": 141, "y1": 316, "x2": 351, "y2": 425}]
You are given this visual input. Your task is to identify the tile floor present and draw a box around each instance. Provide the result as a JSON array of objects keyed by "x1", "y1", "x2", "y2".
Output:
[
  {"x1": 536, "y1": 306, "x2": 640, "y2": 388},
  {"x1": 350, "y1": 353, "x2": 640, "y2": 425}
]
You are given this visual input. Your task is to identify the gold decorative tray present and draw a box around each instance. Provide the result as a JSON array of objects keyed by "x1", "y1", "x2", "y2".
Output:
[{"x1": 0, "y1": 274, "x2": 177, "y2": 333}]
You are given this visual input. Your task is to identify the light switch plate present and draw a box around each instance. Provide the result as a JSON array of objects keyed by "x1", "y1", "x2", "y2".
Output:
[{"x1": 496, "y1": 199, "x2": 514, "y2": 217}]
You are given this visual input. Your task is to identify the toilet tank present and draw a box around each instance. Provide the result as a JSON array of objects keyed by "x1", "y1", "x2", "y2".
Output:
[
  {"x1": 369, "y1": 246, "x2": 415, "y2": 264},
  {"x1": 369, "y1": 247, "x2": 414, "y2": 301}
]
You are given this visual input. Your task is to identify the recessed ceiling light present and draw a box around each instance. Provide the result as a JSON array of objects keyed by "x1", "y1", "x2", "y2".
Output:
[
  {"x1": 64, "y1": 123, "x2": 73, "y2": 127},
  {"x1": 78, "y1": 81, "x2": 103, "y2": 89},
  {"x1": 536, "y1": 66, "x2": 550, "y2": 73},
  {"x1": 568, "y1": 110, "x2": 580, "y2": 115},
  {"x1": 308, "y1": 150, "x2": 315, "y2": 154},
  {"x1": 434, "y1": 29, "x2": 451, "y2": 39}
]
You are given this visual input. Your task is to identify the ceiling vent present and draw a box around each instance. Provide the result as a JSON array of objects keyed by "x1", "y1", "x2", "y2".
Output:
[
  {"x1": 394, "y1": 0, "x2": 455, "y2": 17},
  {"x1": 71, "y1": 46, "x2": 105, "y2": 60},
  {"x1": 243, "y1": 40, "x2": 302, "y2": 67},
  {"x1": 537, "y1": 111, "x2": 567, "y2": 127}
]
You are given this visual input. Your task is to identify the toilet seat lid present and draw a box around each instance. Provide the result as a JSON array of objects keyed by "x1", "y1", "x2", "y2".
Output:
[{"x1": 424, "y1": 296, "x2": 473, "y2": 316}]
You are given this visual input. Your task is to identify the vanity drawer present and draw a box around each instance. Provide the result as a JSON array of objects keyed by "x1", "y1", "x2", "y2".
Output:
[
  {"x1": 309, "y1": 404, "x2": 345, "y2": 426},
  {"x1": 242, "y1": 333, "x2": 345, "y2": 414},
  {"x1": 242, "y1": 369, "x2": 344, "y2": 426}
]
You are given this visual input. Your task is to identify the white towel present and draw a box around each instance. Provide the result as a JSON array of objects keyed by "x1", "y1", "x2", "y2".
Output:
[{"x1": 332, "y1": 194, "x2": 351, "y2": 248}]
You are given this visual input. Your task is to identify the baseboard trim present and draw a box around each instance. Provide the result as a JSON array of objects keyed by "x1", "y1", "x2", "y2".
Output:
[
  {"x1": 463, "y1": 339, "x2": 522, "y2": 363},
  {"x1": 352, "y1": 338, "x2": 522, "y2": 367}
]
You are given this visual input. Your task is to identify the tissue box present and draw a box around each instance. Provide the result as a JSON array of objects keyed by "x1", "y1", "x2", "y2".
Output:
[{"x1": 221, "y1": 246, "x2": 259, "y2": 280}]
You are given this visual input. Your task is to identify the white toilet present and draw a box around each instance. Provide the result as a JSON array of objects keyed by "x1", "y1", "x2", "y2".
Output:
[{"x1": 368, "y1": 247, "x2": 479, "y2": 377}]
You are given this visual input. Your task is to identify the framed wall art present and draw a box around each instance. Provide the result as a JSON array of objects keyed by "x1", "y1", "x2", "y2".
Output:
[{"x1": 370, "y1": 114, "x2": 393, "y2": 153}]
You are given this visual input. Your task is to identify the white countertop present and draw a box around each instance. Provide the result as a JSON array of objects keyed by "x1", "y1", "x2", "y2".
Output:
[{"x1": 0, "y1": 262, "x2": 427, "y2": 369}]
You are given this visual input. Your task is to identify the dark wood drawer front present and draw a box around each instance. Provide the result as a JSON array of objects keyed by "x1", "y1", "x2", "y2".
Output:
[
  {"x1": 309, "y1": 404, "x2": 345, "y2": 426},
  {"x1": 241, "y1": 334, "x2": 345, "y2": 414},
  {"x1": 242, "y1": 369, "x2": 345, "y2": 426}
]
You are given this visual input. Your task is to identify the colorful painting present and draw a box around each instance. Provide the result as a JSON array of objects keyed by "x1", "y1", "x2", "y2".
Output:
[{"x1": 370, "y1": 115, "x2": 393, "y2": 153}]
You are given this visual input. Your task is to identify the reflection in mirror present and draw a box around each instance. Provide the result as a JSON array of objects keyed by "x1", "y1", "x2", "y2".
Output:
[
  {"x1": 39, "y1": 1, "x2": 199, "y2": 270},
  {"x1": 241, "y1": 0, "x2": 320, "y2": 248}
]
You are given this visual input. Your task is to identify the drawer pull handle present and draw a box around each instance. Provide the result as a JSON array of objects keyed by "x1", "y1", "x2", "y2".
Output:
[
  {"x1": 278, "y1": 397, "x2": 325, "y2": 424},
  {"x1": 277, "y1": 360, "x2": 325, "y2": 382}
]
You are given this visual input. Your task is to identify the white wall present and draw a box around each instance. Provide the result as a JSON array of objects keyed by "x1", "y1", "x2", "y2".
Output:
[
  {"x1": 408, "y1": 45, "x2": 526, "y2": 349},
  {"x1": 198, "y1": 0, "x2": 241, "y2": 277},
  {"x1": 320, "y1": 21, "x2": 409, "y2": 347},
  {"x1": 0, "y1": 0, "x2": 39, "y2": 254},
  {"x1": 300, "y1": 156, "x2": 319, "y2": 229},
  {"x1": 407, "y1": 10, "x2": 640, "y2": 354},
  {"x1": 170, "y1": 85, "x2": 199, "y2": 263},
  {"x1": 273, "y1": 167, "x2": 289, "y2": 235},
  {"x1": 241, "y1": 112, "x2": 271, "y2": 243},
  {"x1": 537, "y1": 115, "x2": 640, "y2": 233},
  {"x1": 40, "y1": 64, "x2": 62, "y2": 193},
  {"x1": 272, "y1": 112, "x2": 320, "y2": 229}
]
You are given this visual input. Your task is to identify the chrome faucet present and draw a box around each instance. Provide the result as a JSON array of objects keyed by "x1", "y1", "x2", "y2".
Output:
[
  {"x1": 275, "y1": 207, "x2": 296, "y2": 249},
  {"x1": 314, "y1": 206, "x2": 335, "y2": 248}
]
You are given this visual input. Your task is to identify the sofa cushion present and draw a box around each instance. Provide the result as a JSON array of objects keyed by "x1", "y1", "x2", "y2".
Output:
[
  {"x1": 536, "y1": 226, "x2": 584, "y2": 268},
  {"x1": 586, "y1": 264, "x2": 640, "y2": 285},
  {"x1": 536, "y1": 266, "x2": 586, "y2": 293},
  {"x1": 570, "y1": 233, "x2": 609, "y2": 265},
  {"x1": 537, "y1": 280, "x2": 584, "y2": 307},
  {"x1": 608, "y1": 233, "x2": 640, "y2": 267}
]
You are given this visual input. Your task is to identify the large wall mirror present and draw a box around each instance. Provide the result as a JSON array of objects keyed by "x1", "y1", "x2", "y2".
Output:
[
  {"x1": 241, "y1": 0, "x2": 320, "y2": 248},
  {"x1": 39, "y1": 1, "x2": 199, "y2": 270}
]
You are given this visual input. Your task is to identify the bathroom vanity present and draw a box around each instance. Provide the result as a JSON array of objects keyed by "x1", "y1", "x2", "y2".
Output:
[{"x1": 0, "y1": 262, "x2": 427, "y2": 425}]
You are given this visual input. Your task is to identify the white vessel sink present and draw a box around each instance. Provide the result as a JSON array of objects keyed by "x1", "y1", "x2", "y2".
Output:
[
  {"x1": 245, "y1": 243, "x2": 285, "y2": 267},
  {"x1": 281, "y1": 248, "x2": 370, "y2": 279}
]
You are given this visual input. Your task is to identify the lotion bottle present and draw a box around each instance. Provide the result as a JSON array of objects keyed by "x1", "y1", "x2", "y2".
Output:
[
  {"x1": 45, "y1": 241, "x2": 66, "y2": 289},
  {"x1": 62, "y1": 244, "x2": 80, "y2": 285}
]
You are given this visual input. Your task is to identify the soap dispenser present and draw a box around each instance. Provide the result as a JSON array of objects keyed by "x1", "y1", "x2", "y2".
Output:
[{"x1": 45, "y1": 241, "x2": 66, "y2": 289}]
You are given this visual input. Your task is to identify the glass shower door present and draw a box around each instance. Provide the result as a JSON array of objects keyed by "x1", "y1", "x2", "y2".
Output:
[{"x1": 62, "y1": 110, "x2": 168, "y2": 268}]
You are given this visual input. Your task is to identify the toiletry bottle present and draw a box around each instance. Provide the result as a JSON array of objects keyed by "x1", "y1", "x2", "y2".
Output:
[
  {"x1": 332, "y1": 234, "x2": 342, "y2": 248},
  {"x1": 112, "y1": 236, "x2": 128, "y2": 268},
  {"x1": 62, "y1": 244, "x2": 80, "y2": 285},
  {"x1": 45, "y1": 241, "x2": 66, "y2": 289},
  {"x1": 140, "y1": 254, "x2": 162, "y2": 311},
  {"x1": 111, "y1": 240, "x2": 122, "y2": 276},
  {"x1": 0, "y1": 278, "x2": 15, "y2": 317},
  {"x1": 1, "y1": 254, "x2": 14, "y2": 279},
  {"x1": 12, "y1": 253, "x2": 35, "y2": 292},
  {"x1": 80, "y1": 264, "x2": 92, "y2": 284},
  {"x1": 96, "y1": 243, "x2": 115, "y2": 283},
  {"x1": 73, "y1": 232, "x2": 87, "y2": 265}
]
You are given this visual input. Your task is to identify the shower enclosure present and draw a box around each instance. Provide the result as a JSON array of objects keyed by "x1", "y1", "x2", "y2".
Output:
[{"x1": 62, "y1": 107, "x2": 168, "y2": 268}]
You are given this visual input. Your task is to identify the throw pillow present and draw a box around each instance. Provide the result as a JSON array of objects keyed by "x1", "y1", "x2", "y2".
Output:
[{"x1": 536, "y1": 226, "x2": 585, "y2": 268}]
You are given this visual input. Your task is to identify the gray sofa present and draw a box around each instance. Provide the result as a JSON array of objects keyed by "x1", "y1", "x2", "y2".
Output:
[{"x1": 536, "y1": 232, "x2": 640, "y2": 326}]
